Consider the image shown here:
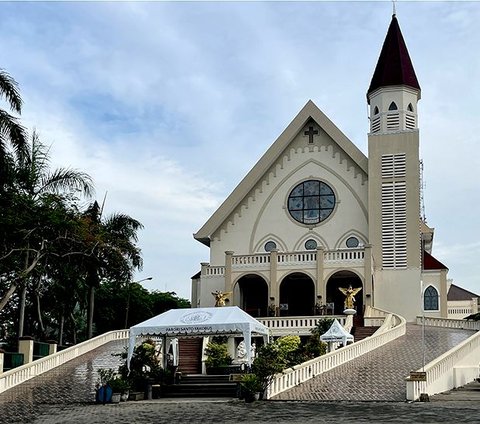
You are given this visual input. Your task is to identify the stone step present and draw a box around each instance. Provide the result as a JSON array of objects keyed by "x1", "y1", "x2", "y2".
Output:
[
  {"x1": 180, "y1": 375, "x2": 231, "y2": 384},
  {"x1": 352, "y1": 326, "x2": 379, "y2": 341},
  {"x1": 163, "y1": 382, "x2": 238, "y2": 398}
]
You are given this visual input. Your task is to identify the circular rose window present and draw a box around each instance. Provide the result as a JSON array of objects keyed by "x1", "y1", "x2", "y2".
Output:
[{"x1": 288, "y1": 180, "x2": 335, "y2": 225}]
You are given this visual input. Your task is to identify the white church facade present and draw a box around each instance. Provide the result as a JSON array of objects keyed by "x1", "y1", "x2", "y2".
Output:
[{"x1": 191, "y1": 15, "x2": 459, "y2": 322}]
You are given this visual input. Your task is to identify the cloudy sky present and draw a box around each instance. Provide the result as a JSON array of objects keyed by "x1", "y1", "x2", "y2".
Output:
[{"x1": 1, "y1": 1, "x2": 479, "y2": 300}]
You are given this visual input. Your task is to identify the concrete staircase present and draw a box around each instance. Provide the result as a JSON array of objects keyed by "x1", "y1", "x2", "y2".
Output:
[
  {"x1": 163, "y1": 374, "x2": 238, "y2": 398},
  {"x1": 352, "y1": 326, "x2": 380, "y2": 342}
]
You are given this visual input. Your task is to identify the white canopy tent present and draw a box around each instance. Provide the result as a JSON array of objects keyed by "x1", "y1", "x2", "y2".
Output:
[
  {"x1": 320, "y1": 319, "x2": 354, "y2": 348},
  {"x1": 127, "y1": 306, "x2": 270, "y2": 370}
]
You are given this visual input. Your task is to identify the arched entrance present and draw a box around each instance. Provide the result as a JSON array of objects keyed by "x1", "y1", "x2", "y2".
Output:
[
  {"x1": 236, "y1": 274, "x2": 268, "y2": 318},
  {"x1": 326, "y1": 270, "x2": 363, "y2": 315},
  {"x1": 279, "y1": 272, "x2": 315, "y2": 316}
]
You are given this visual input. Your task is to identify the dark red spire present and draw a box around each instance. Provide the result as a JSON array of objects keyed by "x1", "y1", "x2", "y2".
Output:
[{"x1": 367, "y1": 15, "x2": 420, "y2": 102}]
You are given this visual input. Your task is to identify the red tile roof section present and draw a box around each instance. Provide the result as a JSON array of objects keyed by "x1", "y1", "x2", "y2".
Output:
[
  {"x1": 448, "y1": 284, "x2": 479, "y2": 301},
  {"x1": 367, "y1": 15, "x2": 420, "y2": 102},
  {"x1": 423, "y1": 250, "x2": 448, "y2": 270}
]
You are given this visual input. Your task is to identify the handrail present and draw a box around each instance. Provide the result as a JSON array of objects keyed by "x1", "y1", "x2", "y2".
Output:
[
  {"x1": 266, "y1": 310, "x2": 406, "y2": 398},
  {"x1": 406, "y1": 317, "x2": 480, "y2": 400},
  {"x1": 406, "y1": 330, "x2": 480, "y2": 401},
  {"x1": 0, "y1": 329, "x2": 129, "y2": 394},
  {"x1": 416, "y1": 316, "x2": 480, "y2": 331}
]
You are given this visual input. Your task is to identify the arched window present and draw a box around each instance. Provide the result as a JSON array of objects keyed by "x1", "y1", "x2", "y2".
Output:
[
  {"x1": 373, "y1": 106, "x2": 379, "y2": 115},
  {"x1": 407, "y1": 103, "x2": 414, "y2": 112},
  {"x1": 388, "y1": 102, "x2": 398, "y2": 111},
  {"x1": 424, "y1": 286, "x2": 439, "y2": 310}
]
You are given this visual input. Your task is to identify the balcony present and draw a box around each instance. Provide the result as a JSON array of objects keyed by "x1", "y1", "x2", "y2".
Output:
[{"x1": 201, "y1": 248, "x2": 366, "y2": 278}]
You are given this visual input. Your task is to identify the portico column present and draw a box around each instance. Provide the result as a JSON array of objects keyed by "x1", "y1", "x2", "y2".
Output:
[
  {"x1": 224, "y1": 251, "x2": 234, "y2": 293},
  {"x1": 364, "y1": 244, "x2": 373, "y2": 307},
  {"x1": 269, "y1": 249, "x2": 278, "y2": 310},
  {"x1": 316, "y1": 246, "x2": 325, "y2": 302}
]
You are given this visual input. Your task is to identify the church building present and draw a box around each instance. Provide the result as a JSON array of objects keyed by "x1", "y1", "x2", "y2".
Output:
[{"x1": 192, "y1": 14, "x2": 453, "y2": 322}]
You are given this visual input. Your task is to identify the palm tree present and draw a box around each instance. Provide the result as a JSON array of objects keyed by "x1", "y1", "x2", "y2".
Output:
[
  {"x1": 79, "y1": 201, "x2": 143, "y2": 339},
  {"x1": 0, "y1": 69, "x2": 27, "y2": 188},
  {"x1": 0, "y1": 131, "x2": 94, "y2": 336}
]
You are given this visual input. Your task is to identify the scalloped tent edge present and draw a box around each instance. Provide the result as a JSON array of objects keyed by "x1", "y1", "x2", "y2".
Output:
[{"x1": 127, "y1": 306, "x2": 270, "y2": 370}]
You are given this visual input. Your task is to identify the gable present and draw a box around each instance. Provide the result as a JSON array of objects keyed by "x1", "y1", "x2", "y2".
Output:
[{"x1": 194, "y1": 100, "x2": 368, "y2": 246}]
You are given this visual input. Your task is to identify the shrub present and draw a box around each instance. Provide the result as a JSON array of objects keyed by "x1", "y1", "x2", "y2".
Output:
[
  {"x1": 204, "y1": 342, "x2": 232, "y2": 368},
  {"x1": 117, "y1": 338, "x2": 163, "y2": 391},
  {"x1": 240, "y1": 373, "x2": 263, "y2": 394}
]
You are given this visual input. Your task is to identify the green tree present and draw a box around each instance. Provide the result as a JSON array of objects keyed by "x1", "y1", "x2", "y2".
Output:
[
  {"x1": 0, "y1": 132, "x2": 94, "y2": 337},
  {"x1": 77, "y1": 201, "x2": 143, "y2": 339},
  {"x1": 0, "y1": 69, "x2": 27, "y2": 189}
]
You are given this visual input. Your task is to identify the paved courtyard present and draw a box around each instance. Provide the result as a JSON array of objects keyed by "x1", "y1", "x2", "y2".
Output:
[
  {"x1": 4, "y1": 395, "x2": 480, "y2": 424},
  {"x1": 0, "y1": 324, "x2": 477, "y2": 423}
]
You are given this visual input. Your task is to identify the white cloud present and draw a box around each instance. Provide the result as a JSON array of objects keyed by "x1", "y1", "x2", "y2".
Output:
[{"x1": 0, "y1": 2, "x2": 478, "y2": 299}]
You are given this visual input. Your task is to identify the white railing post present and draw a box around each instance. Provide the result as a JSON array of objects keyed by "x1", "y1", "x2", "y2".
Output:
[{"x1": 18, "y1": 337, "x2": 34, "y2": 365}]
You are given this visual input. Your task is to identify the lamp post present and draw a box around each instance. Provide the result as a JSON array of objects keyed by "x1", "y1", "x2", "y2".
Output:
[{"x1": 125, "y1": 277, "x2": 153, "y2": 328}]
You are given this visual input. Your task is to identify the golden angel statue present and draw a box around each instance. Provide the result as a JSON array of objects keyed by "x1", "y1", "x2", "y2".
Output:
[
  {"x1": 212, "y1": 290, "x2": 232, "y2": 307},
  {"x1": 338, "y1": 285, "x2": 362, "y2": 310}
]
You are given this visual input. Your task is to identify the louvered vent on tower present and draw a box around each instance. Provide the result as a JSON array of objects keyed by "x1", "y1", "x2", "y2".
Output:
[
  {"x1": 405, "y1": 113, "x2": 416, "y2": 129},
  {"x1": 381, "y1": 153, "x2": 406, "y2": 179},
  {"x1": 381, "y1": 182, "x2": 407, "y2": 268},
  {"x1": 386, "y1": 113, "x2": 400, "y2": 131},
  {"x1": 381, "y1": 153, "x2": 407, "y2": 268}
]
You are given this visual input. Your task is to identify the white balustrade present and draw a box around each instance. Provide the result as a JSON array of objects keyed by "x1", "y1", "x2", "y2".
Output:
[
  {"x1": 277, "y1": 252, "x2": 316, "y2": 264},
  {"x1": 201, "y1": 248, "x2": 366, "y2": 277},
  {"x1": 415, "y1": 316, "x2": 480, "y2": 331},
  {"x1": 406, "y1": 317, "x2": 480, "y2": 401},
  {"x1": 204, "y1": 266, "x2": 225, "y2": 276},
  {"x1": 324, "y1": 249, "x2": 365, "y2": 262},
  {"x1": 231, "y1": 254, "x2": 270, "y2": 267},
  {"x1": 0, "y1": 330, "x2": 129, "y2": 394},
  {"x1": 266, "y1": 310, "x2": 406, "y2": 399},
  {"x1": 258, "y1": 315, "x2": 346, "y2": 336}
]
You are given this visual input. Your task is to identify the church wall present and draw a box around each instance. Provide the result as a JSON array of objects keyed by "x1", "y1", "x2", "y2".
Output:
[
  {"x1": 208, "y1": 125, "x2": 368, "y2": 266},
  {"x1": 421, "y1": 270, "x2": 447, "y2": 318},
  {"x1": 374, "y1": 268, "x2": 422, "y2": 321},
  {"x1": 197, "y1": 275, "x2": 225, "y2": 308}
]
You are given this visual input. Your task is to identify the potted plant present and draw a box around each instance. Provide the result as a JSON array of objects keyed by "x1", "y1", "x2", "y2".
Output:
[
  {"x1": 115, "y1": 338, "x2": 165, "y2": 400},
  {"x1": 204, "y1": 341, "x2": 232, "y2": 375},
  {"x1": 109, "y1": 377, "x2": 130, "y2": 402},
  {"x1": 240, "y1": 374, "x2": 263, "y2": 403},
  {"x1": 96, "y1": 368, "x2": 116, "y2": 404}
]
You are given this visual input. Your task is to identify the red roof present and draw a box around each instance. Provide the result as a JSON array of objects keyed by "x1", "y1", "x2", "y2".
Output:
[
  {"x1": 448, "y1": 284, "x2": 479, "y2": 301},
  {"x1": 423, "y1": 251, "x2": 448, "y2": 270},
  {"x1": 367, "y1": 15, "x2": 420, "y2": 102}
]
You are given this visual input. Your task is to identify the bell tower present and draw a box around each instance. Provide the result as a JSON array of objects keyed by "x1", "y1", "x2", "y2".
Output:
[{"x1": 367, "y1": 14, "x2": 422, "y2": 321}]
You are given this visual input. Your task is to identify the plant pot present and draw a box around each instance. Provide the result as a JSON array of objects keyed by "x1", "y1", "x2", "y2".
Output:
[
  {"x1": 128, "y1": 391, "x2": 145, "y2": 401},
  {"x1": 111, "y1": 393, "x2": 121, "y2": 403},
  {"x1": 244, "y1": 392, "x2": 256, "y2": 403}
]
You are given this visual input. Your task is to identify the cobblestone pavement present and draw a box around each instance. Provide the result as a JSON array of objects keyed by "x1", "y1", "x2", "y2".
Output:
[
  {"x1": 0, "y1": 339, "x2": 127, "y2": 423},
  {"x1": 6, "y1": 397, "x2": 480, "y2": 424},
  {"x1": 273, "y1": 324, "x2": 475, "y2": 401},
  {"x1": 0, "y1": 325, "x2": 477, "y2": 423}
]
